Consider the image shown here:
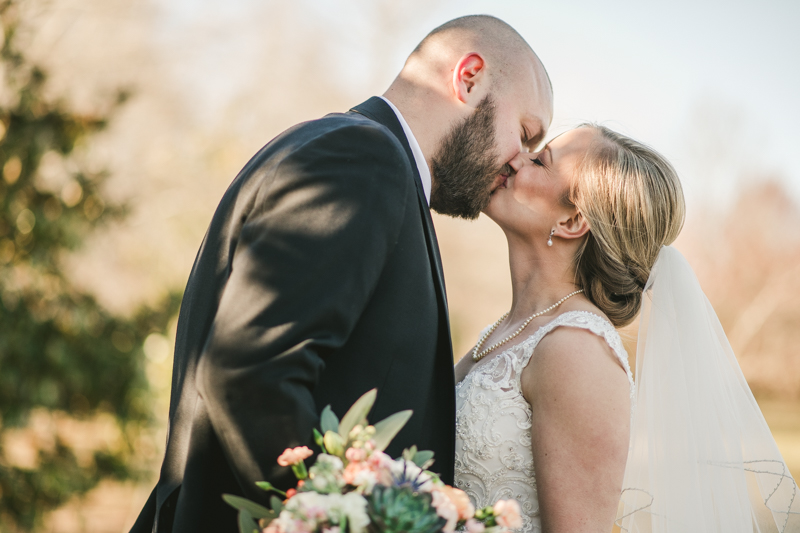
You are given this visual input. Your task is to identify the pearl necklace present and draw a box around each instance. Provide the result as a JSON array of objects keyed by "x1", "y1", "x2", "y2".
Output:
[{"x1": 471, "y1": 289, "x2": 584, "y2": 362}]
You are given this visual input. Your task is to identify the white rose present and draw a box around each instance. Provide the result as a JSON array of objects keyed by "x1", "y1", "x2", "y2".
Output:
[{"x1": 339, "y1": 492, "x2": 370, "y2": 533}]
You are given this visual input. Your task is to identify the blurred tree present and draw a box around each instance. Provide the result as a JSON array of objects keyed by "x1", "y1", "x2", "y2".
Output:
[{"x1": 0, "y1": 1, "x2": 180, "y2": 530}]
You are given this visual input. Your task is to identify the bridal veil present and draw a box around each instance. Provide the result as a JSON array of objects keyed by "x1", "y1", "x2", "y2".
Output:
[{"x1": 616, "y1": 246, "x2": 799, "y2": 533}]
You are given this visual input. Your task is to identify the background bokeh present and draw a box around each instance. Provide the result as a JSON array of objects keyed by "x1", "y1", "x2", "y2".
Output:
[{"x1": 2, "y1": 0, "x2": 799, "y2": 530}]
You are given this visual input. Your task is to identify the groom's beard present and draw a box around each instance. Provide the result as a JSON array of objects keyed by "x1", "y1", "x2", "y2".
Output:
[{"x1": 430, "y1": 95, "x2": 504, "y2": 220}]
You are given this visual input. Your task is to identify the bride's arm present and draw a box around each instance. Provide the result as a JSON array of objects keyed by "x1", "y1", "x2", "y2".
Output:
[{"x1": 520, "y1": 327, "x2": 630, "y2": 533}]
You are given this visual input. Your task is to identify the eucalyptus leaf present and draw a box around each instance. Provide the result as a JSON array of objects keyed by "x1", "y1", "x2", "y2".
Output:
[
  {"x1": 238, "y1": 509, "x2": 260, "y2": 533},
  {"x1": 320, "y1": 405, "x2": 340, "y2": 434},
  {"x1": 223, "y1": 494, "x2": 273, "y2": 519},
  {"x1": 338, "y1": 389, "x2": 377, "y2": 438},
  {"x1": 371, "y1": 410, "x2": 413, "y2": 451},
  {"x1": 412, "y1": 450, "x2": 435, "y2": 468},
  {"x1": 270, "y1": 495, "x2": 285, "y2": 514}
]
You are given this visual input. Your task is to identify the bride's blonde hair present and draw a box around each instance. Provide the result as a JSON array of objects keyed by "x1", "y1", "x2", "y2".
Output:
[{"x1": 569, "y1": 124, "x2": 685, "y2": 327}]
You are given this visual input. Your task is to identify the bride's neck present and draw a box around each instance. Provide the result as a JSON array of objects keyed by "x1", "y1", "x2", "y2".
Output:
[{"x1": 506, "y1": 238, "x2": 580, "y2": 323}]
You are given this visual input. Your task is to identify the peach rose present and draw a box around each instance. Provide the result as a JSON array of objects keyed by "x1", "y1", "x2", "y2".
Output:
[
  {"x1": 436, "y1": 486, "x2": 475, "y2": 520},
  {"x1": 493, "y1": 499, "x2": 522, "y2": 530},
  {"x1": 277, "y1": 446, "x2": 313, "y2": 467},
  {"x1": 431, "y1": 489, "x2": 459, "y2": 533},
  {"x1": 342, "y1": 461, "x2": 373, "y2": 486}
]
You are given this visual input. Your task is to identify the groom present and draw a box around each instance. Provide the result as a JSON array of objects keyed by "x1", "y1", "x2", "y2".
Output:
[{"x1": 131, "y1": 14, "x2": 552, "y2": 533}]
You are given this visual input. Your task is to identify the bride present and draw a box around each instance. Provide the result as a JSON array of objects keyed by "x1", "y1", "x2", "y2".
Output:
[{"x1": 453, "y1": 124, "x2": 799, "y2": 532}]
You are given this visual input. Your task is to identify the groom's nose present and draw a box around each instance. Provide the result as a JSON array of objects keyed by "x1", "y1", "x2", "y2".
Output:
[{"x1": 507, "y1": 152, "x2": 530, "y2": 173}]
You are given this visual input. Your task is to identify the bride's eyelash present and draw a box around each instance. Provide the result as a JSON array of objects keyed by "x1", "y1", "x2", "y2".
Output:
[{"x1": 531, "y1": 158, "x2": 544, "y2": 167}]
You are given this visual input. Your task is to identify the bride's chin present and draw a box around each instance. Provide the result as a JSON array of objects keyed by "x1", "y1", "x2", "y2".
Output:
[{"x1": 481, "y1": 200, "x2": 510, "y2": 230}]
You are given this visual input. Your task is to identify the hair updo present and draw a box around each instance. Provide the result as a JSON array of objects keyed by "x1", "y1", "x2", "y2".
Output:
[{"x1": 569, "y1": 124, "x2": 686, "y2": 328}]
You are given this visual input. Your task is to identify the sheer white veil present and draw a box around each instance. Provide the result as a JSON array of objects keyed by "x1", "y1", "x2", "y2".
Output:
[{"x1": 616, "y1": 246, "x2": 800, "y2": 533}]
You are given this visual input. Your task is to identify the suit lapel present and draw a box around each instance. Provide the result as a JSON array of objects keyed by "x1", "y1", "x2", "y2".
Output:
[{"x1": 350, "y1": 97, "x2": 451, "y2": 345}]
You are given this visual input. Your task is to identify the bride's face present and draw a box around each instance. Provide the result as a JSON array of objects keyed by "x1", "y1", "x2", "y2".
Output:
[{"x1": 484, "y1": 127, "x2": 597, "y2": 239}]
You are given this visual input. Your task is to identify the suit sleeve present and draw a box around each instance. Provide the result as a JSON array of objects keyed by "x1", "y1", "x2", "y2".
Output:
[{"x1": 196, "y1": 123, "x2": 412, "y2": 499}]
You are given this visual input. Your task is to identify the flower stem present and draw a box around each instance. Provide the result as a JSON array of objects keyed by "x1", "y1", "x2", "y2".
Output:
[{"x1": 256, "y1": 481, "x2": 288, "y2": 497}]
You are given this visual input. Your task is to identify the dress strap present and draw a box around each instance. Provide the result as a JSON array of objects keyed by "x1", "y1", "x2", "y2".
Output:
[{"x1": 517, "y1": 311, "x2": 635, "y2": 401}]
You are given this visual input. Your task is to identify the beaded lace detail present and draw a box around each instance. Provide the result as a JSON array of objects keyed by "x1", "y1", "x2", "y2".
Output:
[{"x1": 454, "y1": 311, "x2": 634, "y2": 533}]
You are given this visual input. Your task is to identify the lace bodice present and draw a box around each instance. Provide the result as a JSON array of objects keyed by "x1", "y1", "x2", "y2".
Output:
[{"x1": 454, "y1": 311, "x2": 634, "y2": 533}]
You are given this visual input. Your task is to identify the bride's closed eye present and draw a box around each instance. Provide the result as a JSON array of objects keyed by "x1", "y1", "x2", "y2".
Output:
[{"x1": 530, "y1": 157, "x2": 544, "y2": 167}]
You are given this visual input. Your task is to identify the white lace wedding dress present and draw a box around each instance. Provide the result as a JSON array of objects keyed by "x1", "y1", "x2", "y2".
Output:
[{"x1": 454, "y1": 311, "x2": 635, "y2": 533}]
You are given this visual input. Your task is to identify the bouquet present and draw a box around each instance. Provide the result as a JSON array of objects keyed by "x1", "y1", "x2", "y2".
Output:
[{"x1": 224, "y1": 389, "x2": 523, "y2": 533}]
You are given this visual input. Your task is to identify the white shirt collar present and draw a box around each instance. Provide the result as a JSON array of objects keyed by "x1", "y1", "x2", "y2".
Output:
[{"x1": 379, "y1": 96, "x2": 431, "y2": 205}]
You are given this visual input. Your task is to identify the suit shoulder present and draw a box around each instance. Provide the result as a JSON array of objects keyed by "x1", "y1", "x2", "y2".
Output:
[
  {"x1": 293, "y1": 113, "x2": 411, "y2": 169},
  {"x1": 227, "y1": 112, "x2": 415, "y2": 215},
  {"x1": 247, "y1": 113, "x2": 411, "y2": 207},
  {"x1": 267, "y1": 113, "x2": 415, "y2": 200}
]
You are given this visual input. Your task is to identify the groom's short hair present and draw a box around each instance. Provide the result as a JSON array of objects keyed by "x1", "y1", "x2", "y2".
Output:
[
  {"x1": 411, "y1": 15, "x2": 548, "y2": 93},
  {"x1": 416, "y1": 15, "x2": 532, "y2": 54}
]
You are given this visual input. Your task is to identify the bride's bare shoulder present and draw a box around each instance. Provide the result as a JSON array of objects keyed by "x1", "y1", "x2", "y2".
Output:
[
  {"x1": 521, "y1": 312, "x2": 631, "y2": 532},
  {"x1": 527, "y1": 320, "x2": 621, "y2": 377},
  {"x1": 520, "y1": 308, "x2": 629, "y2": 408}
]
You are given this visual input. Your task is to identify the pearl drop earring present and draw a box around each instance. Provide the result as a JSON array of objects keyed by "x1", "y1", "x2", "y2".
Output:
[{"x1": 547, "y1": 229, "x2": 555, "y2": 247}]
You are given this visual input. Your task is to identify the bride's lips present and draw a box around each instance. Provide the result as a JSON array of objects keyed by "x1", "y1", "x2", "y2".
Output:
[{"x1": 490, "y1": 174, "x2": 510, "y2": 194}]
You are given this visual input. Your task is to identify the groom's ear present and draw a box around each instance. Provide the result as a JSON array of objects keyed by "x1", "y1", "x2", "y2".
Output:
[
  {"x1": 452, "y1": 53, "x2": 486, "y2": 104},
  {"x1": 556, "y1": 211, "x2": 590, "y2": 241}
]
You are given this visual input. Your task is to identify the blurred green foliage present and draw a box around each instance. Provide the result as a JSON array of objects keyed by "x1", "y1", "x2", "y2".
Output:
[{"x1": 0, "y1": 1, "x2": 180, "y2": 529}]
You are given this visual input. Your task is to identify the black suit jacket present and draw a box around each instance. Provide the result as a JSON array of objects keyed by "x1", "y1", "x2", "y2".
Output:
[{"x1": 130, "y1": 97, "x2": 456, "y2": 533}]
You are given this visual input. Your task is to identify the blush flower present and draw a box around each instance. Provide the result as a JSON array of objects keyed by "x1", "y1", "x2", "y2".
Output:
[
  {"x1": 277, "y1": 446, "x2": 314, "y2": 467},
  {"x1": 263, "y1": 522, "x2": 283, "y2": 533},
  {"x1": 493, "y1": 499, "x2": 522, "y2": 530},
  {"x1": 345, "y1": 447, "x2": 367, "y2": 463},
  {"x1": 431, "y1": 489, "x2": 459, "y2": 532},
  {"x1": 465, "y1": 518, "x2": 485, "y2": 533}
]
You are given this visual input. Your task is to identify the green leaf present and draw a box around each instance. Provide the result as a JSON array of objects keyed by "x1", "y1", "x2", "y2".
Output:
[
  {"x1": 313, "y1": 427, "x2": 326, "y2": 450},
  {"x1": 412, "y1": 450, "x2": 435, "y2": 469},
  {"x1": 223, "y1": 494, "x2": 274, "y2": 519},
  {"x1": 371, "y1": 410, "x2": 413, "y2": 452},
  {"x1": 320, "y1": 405, "x2": 340, "y2": 434},
  {"x1": 270, "y1": 495, "x2": 285, "y2": 514},
  {"x1": 339, "y1": 389, "x2": 377, "y2": 438},
  {"x1": 238, "y1": 509, "x2": 260, "y2": 533}
]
